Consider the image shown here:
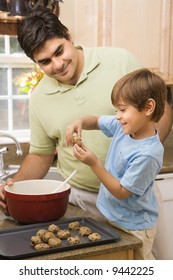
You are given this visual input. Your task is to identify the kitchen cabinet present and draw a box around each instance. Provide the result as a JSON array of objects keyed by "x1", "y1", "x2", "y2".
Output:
[
  {"x1": 153, "y1": 173, "x2": 173, "y2": 259},
  {"x1": 60, "y1": 0, "x2": 173, "y2": 84},
  {"x1": 1, "y1": 0, "x2": 172, "y2": 83},
  {"x1": 0, "y1": 13, "x2": 21, "y2": 35},
  {"x1": 0, "y1": 2, "x2": 61, "y2": 35}
]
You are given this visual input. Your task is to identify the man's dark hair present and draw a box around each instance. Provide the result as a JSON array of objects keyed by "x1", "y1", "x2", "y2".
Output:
[{"x1": 18, "y1": 6, "x2": 70, "y2": 60}]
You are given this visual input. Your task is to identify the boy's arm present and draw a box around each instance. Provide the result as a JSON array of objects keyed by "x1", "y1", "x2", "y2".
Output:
[
  {"x1": 73, "y1": 144, "x2": 132, "y2": 200},
  {"x1": 91, "y1": 158, "x2": 132, "y2": 199}
]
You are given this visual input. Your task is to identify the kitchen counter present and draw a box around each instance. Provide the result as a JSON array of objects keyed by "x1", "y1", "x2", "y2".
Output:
[{"x1": 0, "y1": 204, "x2": 142, "y2": 260}]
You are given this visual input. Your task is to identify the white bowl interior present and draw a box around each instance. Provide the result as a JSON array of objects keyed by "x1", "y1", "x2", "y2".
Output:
[{"x1": 4, "y1": 180, "x2": 70, "y2": 195}]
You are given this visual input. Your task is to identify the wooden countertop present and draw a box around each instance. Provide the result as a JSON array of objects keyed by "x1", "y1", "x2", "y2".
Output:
[{"x1": 0, "y1": 204, "x2": 142, "y2": 260}]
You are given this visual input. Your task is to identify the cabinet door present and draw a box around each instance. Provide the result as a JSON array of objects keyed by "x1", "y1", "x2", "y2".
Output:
[
  {"x1": 60, "y1": 0, "x2": 103, "y2": 46},
  {"x1": 60, "y1": 0, "x2": 173, "y2": 82},
  {"x1": 110, "y1": 0, "x2": 172, "y2": 82}
]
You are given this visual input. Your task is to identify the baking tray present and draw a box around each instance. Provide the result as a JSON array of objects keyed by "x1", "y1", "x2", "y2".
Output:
[{"x1": 0, "y1": 217, "x2": 120, "y2": 259}]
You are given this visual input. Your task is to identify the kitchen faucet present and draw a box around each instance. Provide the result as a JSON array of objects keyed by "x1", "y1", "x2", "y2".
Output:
[{"x1": 0, "y1": 132, "x2": 23, "y2": 179}]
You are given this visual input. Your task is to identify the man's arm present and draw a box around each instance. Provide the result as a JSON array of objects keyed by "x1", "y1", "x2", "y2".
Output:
[{"x1": 13, "y1": 153, "x2": 54, "y2": 182}]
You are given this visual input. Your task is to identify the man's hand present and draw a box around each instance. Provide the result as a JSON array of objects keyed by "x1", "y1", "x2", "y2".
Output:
[{"x1": 0, "y1": 178, "x2": 14, "y2": 216}]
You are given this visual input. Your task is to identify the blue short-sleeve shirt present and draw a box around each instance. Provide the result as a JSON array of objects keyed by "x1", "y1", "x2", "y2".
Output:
[{"x1": 97, "y1": 115, "x2": 164, "y2": 230}]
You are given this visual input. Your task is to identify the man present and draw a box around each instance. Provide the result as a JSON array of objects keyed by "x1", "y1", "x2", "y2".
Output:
[{"x1": 0, "y1": 7, "x2": 172, "y2": 218}]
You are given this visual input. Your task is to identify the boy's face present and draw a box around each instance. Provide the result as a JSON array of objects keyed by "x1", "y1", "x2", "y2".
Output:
[
  {"x1": 115, "y1": 101, "x2": 152, "y2": 139},
  {"x1": 33, "y1": 37, "x2": 81, "y2": 85}
]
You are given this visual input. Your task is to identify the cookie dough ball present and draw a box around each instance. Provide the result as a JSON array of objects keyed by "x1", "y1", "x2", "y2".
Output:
[
  {"x1": 34, "y1": 243, "x2": 50, "y2": 251},
  {"x1": 42, "y1": 231, "x2": 55, "y2": 243},
  {"x1": 31, "y1": 235, "x2": 42, "y2": 246},
  {"x1": 88, "y1": 232, "x2": 101, "y2": 241},
  {"x1": 48, "y1": 224, "x2": 60, "y2": 233},
  {"x1": 72, "y1": 133, "x2": 83, "y2": 147},
  {"x1": 48, "y1": 237, "x2": 62, "y2": 248},
  {"x1": 57, "y1": 229, "x2": 70, "y2": 239},
  {"x1": 36, "y1": 228, "x2": 48, "y2": 237},
  {"x1": 67, "y1": 236, "x2": 80, "y2": 245},
  {"x1": 68, "y1": 221, "x2": 80, "y2": 230},
  {"x1": 79, "y1": 226, "x2": 92, "y2": 236}
]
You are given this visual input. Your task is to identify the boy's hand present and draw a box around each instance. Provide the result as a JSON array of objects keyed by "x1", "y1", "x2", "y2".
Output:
[
  {"x1": 73, "y1": 143, "x2": 98, "y2": 167},
  {"x1": 66, "y1": 120, "x2": 83, "y2": 146}
]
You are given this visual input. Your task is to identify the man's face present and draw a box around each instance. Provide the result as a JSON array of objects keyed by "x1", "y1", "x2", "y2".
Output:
[{"x1": 33, "y1": 37, "x2": 80, "y2": 85}]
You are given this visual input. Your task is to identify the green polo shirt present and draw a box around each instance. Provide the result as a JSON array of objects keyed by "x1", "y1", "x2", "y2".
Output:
[{"x1": 29, "y1": 46, "x2": 141, "y2": 192}]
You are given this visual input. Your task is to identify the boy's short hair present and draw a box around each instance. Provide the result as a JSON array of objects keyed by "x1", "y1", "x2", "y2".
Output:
[{"x1": 111, "y1": 68, "x2": 167, "y2": 122}]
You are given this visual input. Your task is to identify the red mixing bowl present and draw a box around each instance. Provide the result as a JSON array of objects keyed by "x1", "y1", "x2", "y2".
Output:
[{"x1": 4, "y1": 180, "x2": 71, "y2": 224}]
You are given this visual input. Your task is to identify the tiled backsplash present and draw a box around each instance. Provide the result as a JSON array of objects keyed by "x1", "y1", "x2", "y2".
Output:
[{"x1": 0, "y1": 143, "x2": 29, "y2": 168}]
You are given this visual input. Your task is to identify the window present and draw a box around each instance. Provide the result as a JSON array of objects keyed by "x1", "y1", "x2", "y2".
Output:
[{"x1": 0, "y1": 35, "x2": 34, "y2": 142}]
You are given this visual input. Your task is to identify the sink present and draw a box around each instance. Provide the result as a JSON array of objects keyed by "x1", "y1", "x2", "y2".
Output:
[
  {"x1": 0, "y1": 165, "x2": 59, "y2": 181},
  {"x1": 0, "y1": 165, "x2": 19, "y2": 181},
  {"x1": 44, "y1": 167, "x2": 60, "y2": 180}
]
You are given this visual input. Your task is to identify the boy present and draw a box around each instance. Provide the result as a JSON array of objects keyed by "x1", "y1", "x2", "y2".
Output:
[{"x1": 66, "y1": 68, "x2": 166, "y2": 259}]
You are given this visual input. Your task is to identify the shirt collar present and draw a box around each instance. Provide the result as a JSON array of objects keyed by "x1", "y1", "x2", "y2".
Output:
[{"x1": 42, "y1": 46, "x2": 100, "y2": 94}]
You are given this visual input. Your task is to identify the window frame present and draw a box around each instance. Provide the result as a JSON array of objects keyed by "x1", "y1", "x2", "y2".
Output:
[{"x1": 0, "y1": 35, "x2": 34, "y2": 143}]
